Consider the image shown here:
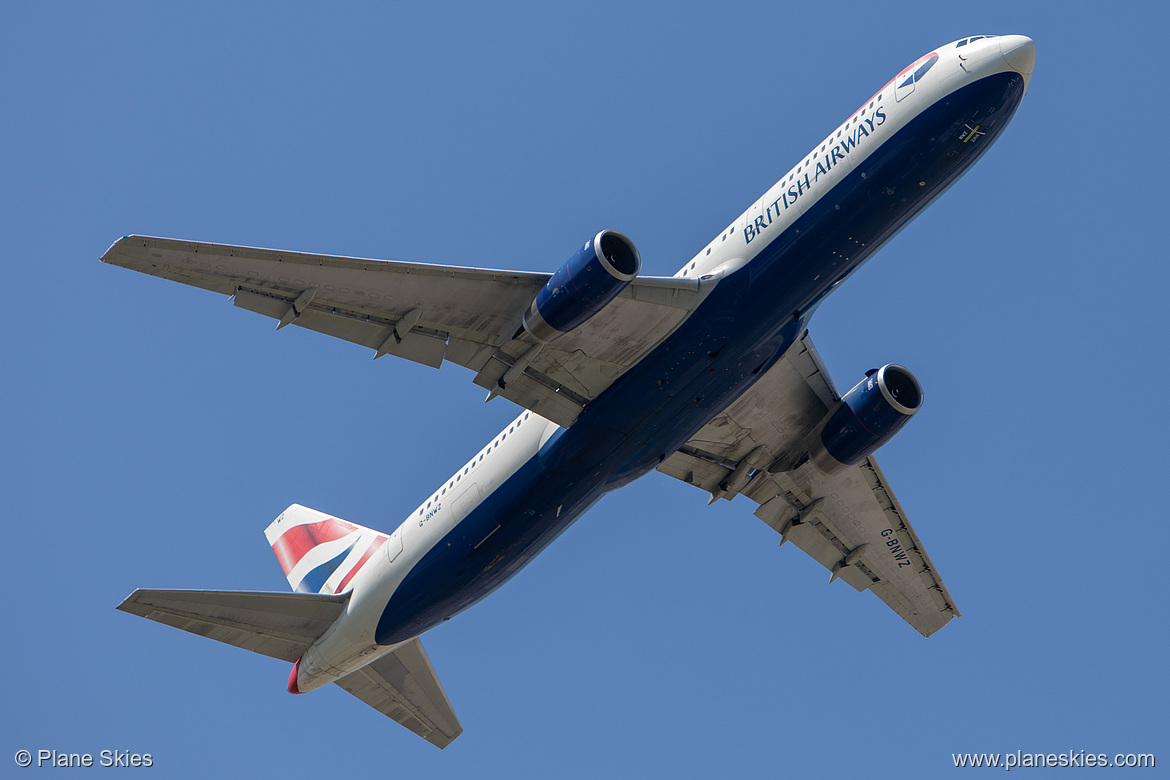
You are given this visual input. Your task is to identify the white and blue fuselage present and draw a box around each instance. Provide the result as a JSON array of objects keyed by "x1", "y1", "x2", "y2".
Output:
[{"x1": 293, "y1": 35, "x2": 1034, "y2": 692}]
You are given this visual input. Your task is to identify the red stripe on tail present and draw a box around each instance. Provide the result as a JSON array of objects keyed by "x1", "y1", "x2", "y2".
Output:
[
  {"x1": 333, "y1": 536, "x2": 389, "y2": 593},
  {"x1": 272, "y1": 519, "x2": 358, "y2": 575}
]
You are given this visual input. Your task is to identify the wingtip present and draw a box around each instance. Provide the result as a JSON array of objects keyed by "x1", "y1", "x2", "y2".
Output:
[
  {"x1": 431, "y1": 727, "x2": 464, "y2": 749},
  {"x1": 115, "y1": 589, "x2": 145, "y2": 615}
]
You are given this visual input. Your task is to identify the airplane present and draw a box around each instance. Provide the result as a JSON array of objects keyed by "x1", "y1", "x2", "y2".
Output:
[{"x1": 107, "y1": 35, "x2": 1035, "y2": 748}]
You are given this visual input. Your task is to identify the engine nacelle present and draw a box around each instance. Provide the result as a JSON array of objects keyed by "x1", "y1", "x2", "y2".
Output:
[
  {"x1": 809, "y1": 364, "x2": 923, "y2": 475},
  {"x1": 522, "y1": 230, "x2": 640, "y2": 342}
]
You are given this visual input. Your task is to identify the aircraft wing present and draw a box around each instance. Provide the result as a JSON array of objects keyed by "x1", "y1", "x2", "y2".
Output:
[
  {"x1": 116, "y1": 588, "x2": 349, "y2": 662},
  {"x1": 334, "y1": 638, "x2": 463, "y2": 749},
  {"x1": 100, "y1": 235, "x2": 703, "y2": 428},
  {"x1": 657, "y1": 333, "x2": 960, "y2": 637}
]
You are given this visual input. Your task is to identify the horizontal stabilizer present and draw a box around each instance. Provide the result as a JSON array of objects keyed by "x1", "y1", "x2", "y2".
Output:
[
  {"x1": 117, "y1": 589, "x2": 349, "y2": 662},
  {"x1": 335, "y1": 638, "x2": 463, "y2": 748}
]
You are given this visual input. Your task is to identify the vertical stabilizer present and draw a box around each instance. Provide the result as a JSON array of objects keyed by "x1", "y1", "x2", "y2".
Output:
[{"x1": 265, "y1": 504, "x2": 388, "y2": 594}]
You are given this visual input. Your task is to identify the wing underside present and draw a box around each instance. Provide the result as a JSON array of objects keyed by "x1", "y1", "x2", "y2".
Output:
[
  {"x1": 101, "y1": 235, "x2": 704, "y2": 428},
  {"x1": 658, "y1": 333, "x2": 959, "y2": 637}
]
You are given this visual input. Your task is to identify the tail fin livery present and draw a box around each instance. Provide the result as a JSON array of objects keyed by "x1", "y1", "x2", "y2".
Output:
[{"x1": 265, "y1": 504, "x2": 389, "y2": 594}]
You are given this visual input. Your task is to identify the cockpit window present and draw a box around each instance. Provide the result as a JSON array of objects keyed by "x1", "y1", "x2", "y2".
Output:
[
  {"x1": 898, "y1": 52, "x2": 939, "y2": 89},
  {"x1": 958, "y1": 35, "x2": 995, "y2": 47}
]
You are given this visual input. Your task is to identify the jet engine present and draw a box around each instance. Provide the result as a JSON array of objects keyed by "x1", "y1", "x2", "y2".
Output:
[
  {"x1": 809, "y1": 364, "x2": 923, "y2": 475},
  {"x1": 522, "y1": 230, "x2": 640, "y2": 342}
]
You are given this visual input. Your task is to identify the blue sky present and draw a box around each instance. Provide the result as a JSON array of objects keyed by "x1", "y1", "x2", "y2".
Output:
[{"x1": 3, "y1": 2, "x2": 1166, "y2": 777}]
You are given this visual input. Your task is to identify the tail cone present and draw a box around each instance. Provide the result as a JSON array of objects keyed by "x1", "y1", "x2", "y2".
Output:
[{"x1": 287, "y1": 658, "x2": 303, "y2": 694}]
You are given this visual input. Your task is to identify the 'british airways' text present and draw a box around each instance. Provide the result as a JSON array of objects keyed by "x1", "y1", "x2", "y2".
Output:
[{"x1": 745, "y1": 107, "x2": 887, "y2": 244}]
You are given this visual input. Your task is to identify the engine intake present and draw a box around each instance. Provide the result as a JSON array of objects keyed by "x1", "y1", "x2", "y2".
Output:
[
  {"x1": 522, "y1": 230, "x2": 640, "y2": 342},
  {"x1": 810, "y1": 364, "x2": 923, "y2": 475}
]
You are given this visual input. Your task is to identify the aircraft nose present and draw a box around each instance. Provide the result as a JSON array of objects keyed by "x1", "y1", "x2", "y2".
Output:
[{"x1": 999, "y1": 35, "x2": 1036, "y2": 76}]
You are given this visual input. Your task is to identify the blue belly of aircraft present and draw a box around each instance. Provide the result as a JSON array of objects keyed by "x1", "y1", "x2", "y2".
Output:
[{"x1": 375, "y1": 72, "x2": 1025, "y2": 646}]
